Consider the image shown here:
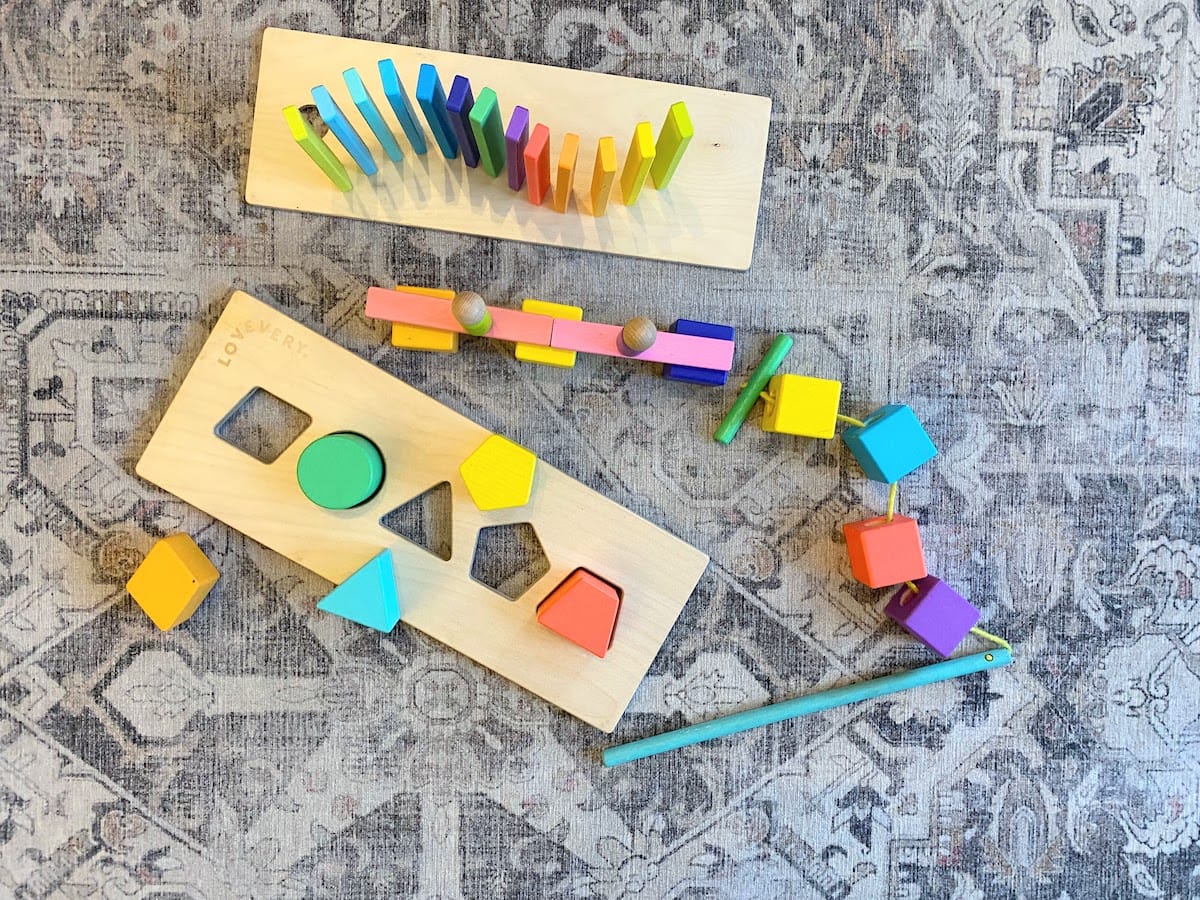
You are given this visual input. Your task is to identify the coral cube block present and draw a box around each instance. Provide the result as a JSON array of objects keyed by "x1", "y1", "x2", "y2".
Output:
[
  {"x1": 760, "y1": 374, "x2": 842, "y2": 438},
  {"x1": 842, "y1": 404, "x2": 937, "y2": 483},
  {"x1": 662, "y1": 319, "x2": 734, "y2": 385},
  {"x1": 885, "y1": 576, "x2": 981, "y2": 657},
  {"x1": 537, "y1": 568, "x2": 621, "y2": 657},
  {"x1": 126, "y1": 534, "x2": 219, "y2": 631},
  {"x1": 842, "y1": 514, "x2": 926, "y2": 588}
]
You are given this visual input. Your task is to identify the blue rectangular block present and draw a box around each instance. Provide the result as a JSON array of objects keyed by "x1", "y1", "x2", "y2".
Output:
[
  {"x1": 415, "y1": 63, "x2": 459, "y2": 159},
  {"x1": 312, "y1": 84, "x2": 377, "y2": 175},
  {"x1": 663, "y1": 319, "x2": 735, "y2": 385},
  {"x1": 842, "y1": 404, "x2": 937, "y2": 482},
  {"x1": 344, "y1": 67, "x2": 404, "y2": 163},
  {"x1": 446, "y1": 75, "x2": 480, "y2": 168},
  {"x1": 378, "y1": 58, "x2": 428, "y2": 154}
]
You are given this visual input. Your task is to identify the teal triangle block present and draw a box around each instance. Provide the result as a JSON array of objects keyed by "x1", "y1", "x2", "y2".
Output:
[{"x1": 317, "y1": 550, "x2": 400, "y2": 633}]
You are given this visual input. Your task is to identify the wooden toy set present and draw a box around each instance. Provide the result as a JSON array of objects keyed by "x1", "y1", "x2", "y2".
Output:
[
  {"x1": 133, "y1": 290, "x2": 709, "y2": 732},
  {"x1": 246, "y1": 28, "x2": 772, "y2": 270},
  {"x1": 365, "y1": 285, "x2": 737, "y2": 384}
]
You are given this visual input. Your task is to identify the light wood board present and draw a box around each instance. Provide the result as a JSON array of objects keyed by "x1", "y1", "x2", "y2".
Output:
[
  {"x1": 136, "y1": 291, "x2": 709, "y2": 731},
  {"x1": 245, "y1": 27, "x2": 772, "y2": 270}
]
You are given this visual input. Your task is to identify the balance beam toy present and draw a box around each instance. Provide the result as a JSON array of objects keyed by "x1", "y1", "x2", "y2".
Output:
[
  {"x1": 365, "y1": 287, "x2": 555, "y2": 346},
  {"x1": 548, "y1": 320, "x2": 734, "y2": 370}
]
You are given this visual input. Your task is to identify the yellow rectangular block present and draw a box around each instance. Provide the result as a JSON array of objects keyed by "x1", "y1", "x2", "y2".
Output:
[
  {"x1": 389, "y1": 285, "x2": 460, "y2": 352},
  {"x1": 126, "y1": 533, "x2": 220, "y2": 631},
  {"x1": 760, "y1": 374, "x2": 843, "y2": 438},
  {"x1": 553, "y1": 132, "x2": 580, "y2": 214},
  {"x1": 590, "y1": 136, "x2": 617, "y2": 216},
  {"x1": 649, "y1": 101, "x2": 694, "y2": 190},
  {"x1": 515, "y1": 298, "x2": 584, "y2": 367},
  {"x1": 620, "y1": 122, "x2": 655, "y2": 205}
]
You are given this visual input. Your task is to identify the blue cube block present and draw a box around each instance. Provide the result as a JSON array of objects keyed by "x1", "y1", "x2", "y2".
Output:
[
  {"x1": 662, "y1": 319, "x2": 735, "y2": 386},
  {"x1": 842, "y1": 404, "x2": 936, "y2": 482}
]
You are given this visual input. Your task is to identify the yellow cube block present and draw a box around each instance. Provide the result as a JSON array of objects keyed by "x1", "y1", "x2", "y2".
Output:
[
  {"x1": 390, "y1": 286, "x2": 460, "y2": 353},
  {"x1": 515, "y1": 298, "x2": 583, "y2": 367},
  {"x1": 760, "y1": 374, "x2": 842, "y2": 438},
  {"x1": 126, "y1": 533, "x2": 220, "y2": 631}
]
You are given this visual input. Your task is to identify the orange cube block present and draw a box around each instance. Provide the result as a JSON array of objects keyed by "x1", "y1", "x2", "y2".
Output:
[
  {"x1": 536, "y1": 568, "x2": 621, "y2": 658},
  {"x1": 842, "y1": 514, "x2": 926, "y2": 588},
  {"x1": 126, "y1": 533, "x2": 220, "y2": 630}
]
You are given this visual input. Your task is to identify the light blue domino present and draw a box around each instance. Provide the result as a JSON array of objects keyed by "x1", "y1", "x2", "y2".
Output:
[
  {"x1": 312, "y1": 84, "x2": 378, "y2": 175},
  {"x1": 344, "y1": 68, "x2": 404, "y2": 163},
  {"x1": 415, "y1": 63, "x2": 459, "y2": 159},
  {"x1": 316, "y1": 549, "x2": 401, "y2": 633},
  {"x1": 378, "y1": 59, "x2": 428, "y2": 154}
]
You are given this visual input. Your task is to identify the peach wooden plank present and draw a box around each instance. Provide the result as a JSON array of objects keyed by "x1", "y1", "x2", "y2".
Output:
[
  {"x1": 365, "y1": 287, "x2": 555, "y2": 345},
  {"x1": 549, "y1": 320, "x2": 735, "y2": 370}
]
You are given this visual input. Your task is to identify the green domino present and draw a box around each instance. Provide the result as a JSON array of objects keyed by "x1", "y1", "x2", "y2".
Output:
[
  {"x1": 282, "y1": 105, "x2": 352, "y2": 192},
  {"x1": 649, "y1": 101, "x2": 694, "y2": 190},
  {"x1": 468, "y1": 88, "x2": 506, "y2": 178},
  {"x1": 714, "y1": 333, "x2": 793, "y2": 445},
  {"x1": 296, "y1": 433, "x2": 384, "y2": 509}
]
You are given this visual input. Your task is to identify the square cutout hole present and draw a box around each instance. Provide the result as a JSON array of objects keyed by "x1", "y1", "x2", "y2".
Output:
[{"x1": 216, "y1": 387, "x2": 312, "y2": 463}]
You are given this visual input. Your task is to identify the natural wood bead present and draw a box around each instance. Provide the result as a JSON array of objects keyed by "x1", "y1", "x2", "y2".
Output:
[
  {"x1": 620, "y1": 316, "x2": 657, "y2": 354},
  {"x1": 451, "y1": 291, "x2": 492, "y2": 335}
]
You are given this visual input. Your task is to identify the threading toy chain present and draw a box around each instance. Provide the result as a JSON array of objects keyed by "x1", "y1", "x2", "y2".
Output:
[
  {"x1": 836, "y1": 414, "x2": 866, "y2": 428},
  {"x1": 970, "y1": 627, "x2": 1012, "y2": 650},
  {"x1": 886, "y1": 482, "x2": 898, "y2": 522}
]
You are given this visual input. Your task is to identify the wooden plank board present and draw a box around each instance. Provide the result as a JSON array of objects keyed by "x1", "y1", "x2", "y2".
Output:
[
  {"x1": 245, "y1": 27, "x2": 772, "y2": 270},
  {"x1": 136, "y1": 291, "x2": 709, "y2": 731}
]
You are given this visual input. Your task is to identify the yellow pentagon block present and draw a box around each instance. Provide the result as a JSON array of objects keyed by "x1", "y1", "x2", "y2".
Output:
[
  {"x1": 125, "y1": 533, "x2": 220, "y2": 631},
  {"x1": 515, "y1": 298, "x2": 583, "y2": 367},
  {"x1": 760, "y1": 373, "x2": 842, "y2": 438},
  {"x1": 390, "y1": 285, "x2": 460, "y2": 353},
  {"x1": 459, "y1": 435, "x2": 538, "y2": 510}
]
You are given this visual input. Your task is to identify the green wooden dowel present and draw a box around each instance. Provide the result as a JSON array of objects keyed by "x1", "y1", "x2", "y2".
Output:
[
  {"x1": 601, "y1": 648, "x2": 1012, "y2": 766},
  {"x1": 713, "y1": 333, "x2": 793, "y2": 444}
]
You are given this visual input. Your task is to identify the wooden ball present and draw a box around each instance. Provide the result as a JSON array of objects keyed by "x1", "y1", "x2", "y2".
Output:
[
  {"x1": 620, "y1": 316, "x2": 658, "y2": 354},
  {"x1": 451, "y1": 291, "x2": 489, "y2": 328}
]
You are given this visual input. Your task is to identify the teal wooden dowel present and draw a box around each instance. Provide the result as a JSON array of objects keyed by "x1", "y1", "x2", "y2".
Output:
[
  {"x1": 713, "y1": 333, "x2": 793, "y2": 444},
  {"x1": 601, "y1": 648, "x2": 1012, "y2": 767}
]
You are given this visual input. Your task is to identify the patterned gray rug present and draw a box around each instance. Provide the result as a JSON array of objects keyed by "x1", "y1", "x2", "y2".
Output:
[{"x1": 1, "y1": 1, "x2": 1198, "y2": 897}]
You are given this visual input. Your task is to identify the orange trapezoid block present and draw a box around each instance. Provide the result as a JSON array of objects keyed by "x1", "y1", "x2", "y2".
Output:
[{"x1": 536, "y1": 569, "x2": 621, "y2": 658}]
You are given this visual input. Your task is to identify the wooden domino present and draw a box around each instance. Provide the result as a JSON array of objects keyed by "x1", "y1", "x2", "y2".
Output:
[
  {"x1": 446, "y1": 75, "x2": 481, "y2": 168},
  {"x1": 378, "y1": 59, "x2": 427, "y2": 154},
  {"x1": 136, "y1": 290, "x2": 709, "y2": 731},
  {"x1": 246, "y1": 27, "x2": 772, "y2": 269},
  {"x1": 505, "y1": 106, "x2": 529, "y2": 190},
  {"x1": 620, "y1": 121, "x2": 654, "y2": 205},
  {"x1": 312, "y1": 85, "x2": 377, "y2": 175},
  {"x1": 553, "y1": 132, "x2": 580, "y2": 214},
  {"x1": 344, "y1": 67, "x2": 404, "y2": 163},
  {"x1": 589, "y1": 136, "x2": 616, "y2": 216},
  {"x1": 524, "y1": 123, "x2": 551, "y2": 206},
  {"x1": 469, "y1": 87, "x2": 506, "y2": 178},
  {"x1": 282, "y1": 105, "x2": 351, "y2": 191}
]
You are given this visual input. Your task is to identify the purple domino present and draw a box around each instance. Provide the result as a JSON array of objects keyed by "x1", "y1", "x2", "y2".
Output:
[
  {"x1": 505, "y1": 106, "x2": 530, "y2": 191},
  {"x1": 884, "y1": 576, "x2": 981, "y2": 658}
]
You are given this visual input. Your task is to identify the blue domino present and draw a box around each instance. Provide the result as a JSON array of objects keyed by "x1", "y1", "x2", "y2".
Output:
[
  {"x1": 415, "y1": 63, "x2": 459, "y2": 159},
  {"x1": 312, "y1": 85, "x2": 377, "y2": 175},
  {"x1": 378, "y1": 59, "x2": 427, "y2": 154},
  {"x1": 445, "y1": 75, "x2": 481, "y2": 168},
  {"x1": 343, "y1": 68, "x2": 404, "y2": 163},
  {"x1": 663, "y1": 319, "x2": 736, "y2": 385}
]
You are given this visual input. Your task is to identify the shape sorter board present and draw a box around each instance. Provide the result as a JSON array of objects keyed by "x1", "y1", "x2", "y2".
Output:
[
  {"x1": 136, "y1": 291, "x2": 709, "y2": 731},
  {"x1": 245, "y1": 27, "x2": 773, "y2": 270}
]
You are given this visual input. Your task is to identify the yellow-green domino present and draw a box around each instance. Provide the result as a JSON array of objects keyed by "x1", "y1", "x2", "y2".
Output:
[
  {"x1": 650, "y1": 101, "x2": 693, "y2": 190},
  {"x1": 282, "y1": 105, "x2": 352, "y2": 192},
  {"x1": 620, "y1": 122, "x2": 655, "y2": 205}
]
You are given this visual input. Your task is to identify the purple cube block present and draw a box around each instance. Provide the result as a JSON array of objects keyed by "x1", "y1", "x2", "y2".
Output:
[
  {"x1": 885, "y1": 576, "x2": 980, "y2": 658},
  {"x1": 505, "y1": 106, "x2": 530, "y2": 191}
]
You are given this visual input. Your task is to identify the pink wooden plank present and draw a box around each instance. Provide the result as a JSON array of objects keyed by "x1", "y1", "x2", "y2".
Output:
[
  {"x1": 549, "y1": 320, "x2": 735, "y2": 371},
  {"x1": 365, "y1": 287, "x2": 555, "y2": 345}
]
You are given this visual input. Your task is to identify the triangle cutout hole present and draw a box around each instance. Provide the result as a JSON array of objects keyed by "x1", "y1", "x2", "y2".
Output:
[{"x1": 380, "y1": 481, "x2": 453, "y2": 561}]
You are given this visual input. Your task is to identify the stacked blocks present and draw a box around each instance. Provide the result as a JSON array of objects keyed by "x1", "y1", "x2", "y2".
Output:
[
  {"x1": 663, "y1": 319, "x2": 735, "y2": 386},
  {"x1": 842, "y1": 514, "x2": 926, "y2": 588},
  {"x1": 885, "y1": 576, "x2": 980, "y2": 658},
  {"x1": 515, "y1": 299, "x2": 583, "y2": 367},
  {"x1": 126, "y1": 534, "x2": 220, "y2": 631},
  {"x1": 760, "y1": 374, "x2": 842, "y2": 438},
  {"x1": 842, "y1": 404, "x2": 937, "y2": 483},
  {"x1": 389, "y1": 286, "x2": 460, "y2": 352},
  {"x1": 537, "y1": 568, "x2": 621, "y2": 657},
  {"x1": 459, "y1": 435, "x2": 537, "y2": 510},
  {"x1": 317, "y1": 549, "x2": 401, "y2": 633}
]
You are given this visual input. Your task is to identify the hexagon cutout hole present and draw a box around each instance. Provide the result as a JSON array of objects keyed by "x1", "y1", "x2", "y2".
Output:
[{"x1": 469, "y1": 523, "x2": 550, "y2": 601}]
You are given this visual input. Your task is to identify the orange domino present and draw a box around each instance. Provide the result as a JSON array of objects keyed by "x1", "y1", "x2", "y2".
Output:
[
  {"x1": 553, "y1": 132, "x2": 580, "y2": 213},
  {"x1": 365, "y1": 287, "x2": 554, "y2": 346},
  {"x1": 524, "y1": 123, "x2": 551, "y2": 207},
  {"x1": 549, "y1": 319, "x2": 735, "y2": 370},
  {"x1": 590, "y1": 137, "x2": 617, "y2": 216}
]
